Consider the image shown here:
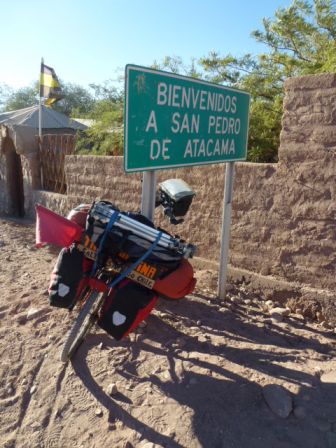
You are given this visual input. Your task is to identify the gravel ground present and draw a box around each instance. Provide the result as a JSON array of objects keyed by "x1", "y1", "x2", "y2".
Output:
[{"x1": 0, "y1": 217, "x2": 336, "y2": 448}]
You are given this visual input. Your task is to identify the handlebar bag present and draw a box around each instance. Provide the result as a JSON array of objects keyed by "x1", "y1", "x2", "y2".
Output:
[
  {"x1": 48, "y1": 245, "x2": 92, "y2": 309},
  {"x1": 97, "y1": 279, "x2": 158, "y2": 340}
]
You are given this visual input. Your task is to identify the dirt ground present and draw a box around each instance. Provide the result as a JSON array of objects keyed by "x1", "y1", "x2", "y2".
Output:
[{"x1": 0, "y1": 217, "x2": 336, "y2": 448}]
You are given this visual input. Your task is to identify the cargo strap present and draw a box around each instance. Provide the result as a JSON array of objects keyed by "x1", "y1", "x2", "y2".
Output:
[
  {"x1": 90, "y1": 210, "x2": 120, "y2": 276},
  {"x1": 108, "y1": 230, "x2": 163, "y2": 289},
  {"x1": 91, "y1": 209, "x2": 163, "y2": 290}
]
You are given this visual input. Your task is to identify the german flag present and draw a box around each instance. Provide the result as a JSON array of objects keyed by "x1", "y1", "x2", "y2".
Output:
[{"x1": 40, "y1": 63, "x2": 64, "y2": 106}]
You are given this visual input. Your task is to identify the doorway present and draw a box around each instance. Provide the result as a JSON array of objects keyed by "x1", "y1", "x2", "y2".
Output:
[{"x1": 4, "y1": 137, "x2": 25, "y2": 217}]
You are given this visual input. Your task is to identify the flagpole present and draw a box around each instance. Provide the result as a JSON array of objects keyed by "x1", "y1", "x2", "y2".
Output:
[{"x1": 39, "y1": 57, "x2": 44, "y2": 188}]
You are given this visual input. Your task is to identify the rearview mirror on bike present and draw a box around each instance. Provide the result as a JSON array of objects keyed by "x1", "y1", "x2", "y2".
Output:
[{"x1": 155, "y1": 178, "x2": 196, "y2": 225}]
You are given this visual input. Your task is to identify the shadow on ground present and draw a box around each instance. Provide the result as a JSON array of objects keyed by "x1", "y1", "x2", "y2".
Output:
[{"x1": 72, "y1": 294, "x2": 336, "y2": 448}]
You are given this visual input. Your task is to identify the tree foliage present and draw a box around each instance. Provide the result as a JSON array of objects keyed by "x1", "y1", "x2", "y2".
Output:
[
  {"x1": 0, "y1": 78, "x2": 124, "y2": 156},
  {"x1": 199, "y1": 0, "x2": 336, "y2": 162},
  {"x1": 55, "y1": 83, "x2": 95, "y2": 116},
  {"x1": 75, "y1": 95, "x2": 124, "y2": 156},
  {"x1": 0, "y1": 84, "x2": 13, "y2": 111},
  {"x1": 74, "y1": 80, "x2": 124, "y2": 155},
  {"x1": 1, "y1": 0, "x2": 335, "y2": 160},
  {"x1": 3, "y1": 83, "x2": 39, "y2": 111},
  {"x1": 154, "y1": 0, "x2": 336, "y2": 162},
  {"x1": 1, "y1": 81, "x2": 94, "y2": 115}
]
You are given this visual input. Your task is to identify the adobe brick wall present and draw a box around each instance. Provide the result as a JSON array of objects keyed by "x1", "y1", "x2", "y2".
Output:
[
  {"x1": 0, "y1": 135, "x2": 40, "y2": 217},
  {"x1": 63, "y1": 157, "x2": 271, "y2": 267},
  {"x1": 0, "y1": 153, "x2": 8, "y2": 213},
  {"x1": 2, "y1": 73, "x2": 335, "y2": 321},
  {"x1": 61, "y1": 73, "x2": 336, "y2": 295}
]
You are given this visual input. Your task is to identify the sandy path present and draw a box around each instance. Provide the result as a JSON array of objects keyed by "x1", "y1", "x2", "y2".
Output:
[{"x1": 0, "y1": 217, "x2": 336, "y2": 448}]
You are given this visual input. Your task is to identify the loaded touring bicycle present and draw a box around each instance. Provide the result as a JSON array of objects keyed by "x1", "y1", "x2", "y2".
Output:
[{"x1": 36, "y1": 179, "x2": 197, "y2": 361}]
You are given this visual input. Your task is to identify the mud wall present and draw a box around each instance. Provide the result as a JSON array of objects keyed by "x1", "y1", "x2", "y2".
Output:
[
  {"x1": 0, "y1": 152, "x2": 8, "y2": 213},
  {"x1": 0, "y1": 132, "x2": 41, "y2": 217},
  {"x1": 59, "y1": 73, "x2": 336, "y2": 294},
  {"x1": 0, "y1": 136, "x2": 24, "y2": 216}
]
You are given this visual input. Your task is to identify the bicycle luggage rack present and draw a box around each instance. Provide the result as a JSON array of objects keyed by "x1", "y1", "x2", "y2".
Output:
[{"x1": 90, "y1": 203, "x2": 196, "y2": 259}]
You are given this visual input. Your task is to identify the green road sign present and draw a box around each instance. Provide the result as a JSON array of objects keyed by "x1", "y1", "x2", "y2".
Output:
[{"x1": 124, "y1": 64, "x2": 250, "y2": 172}]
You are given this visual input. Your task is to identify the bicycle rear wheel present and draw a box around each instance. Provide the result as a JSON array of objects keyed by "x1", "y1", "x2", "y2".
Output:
[{"x1": 60, "y1": 289, "x2": 106, "y2": 362}]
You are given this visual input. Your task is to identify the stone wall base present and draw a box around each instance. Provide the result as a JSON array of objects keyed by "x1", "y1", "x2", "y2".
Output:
[{"x1": 192, "y1": 257, "x2": 336, "y2": 326}]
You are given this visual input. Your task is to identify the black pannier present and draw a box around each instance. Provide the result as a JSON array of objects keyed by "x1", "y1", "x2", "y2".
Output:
[
  {"x1": 97, "y1": 280, "x2": 158, "y2": 340},
  {"x1": 48, "y1": 245, "x2": 86, "y2": 309}
]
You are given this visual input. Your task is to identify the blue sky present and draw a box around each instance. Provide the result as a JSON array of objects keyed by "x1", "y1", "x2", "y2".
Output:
[{"x1": 0, "y1": 0, "x2": 293, "y2": 89}]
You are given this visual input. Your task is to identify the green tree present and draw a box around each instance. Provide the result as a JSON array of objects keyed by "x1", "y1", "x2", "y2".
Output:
[
  {"x1": 54, "y1": 82, "x2": 94, "y2": 116},
  {"x1": 2, "y1": 80, "x2": 94, "y2": 116},
  {"x1": 155, "y1": 1, "x2": 336, "y2": 162},
  {"x1": 4, "y1": 83, "x2": 39, "y2": 111},
  {"x1": 0, "y1": 76, "x2": 124, "y2": 156},
  {"x1": 89, "y1": 79, "x2": 123, "y2": 102},
  {"x1": 0, "y1": 84, "x2": 13, "y2": 112},
  {"x1": 152, "y1": 55, "x2": 203, "y2": 78},
  {"x1": 75, "y1": 81, "x2": 124, "y2": 155},
  {"x1": 200, "y1": 0, "x2": 336, "y2": 162},
  {"x1": 75, "y1": 100, "x2": 124, "y2": 155}
]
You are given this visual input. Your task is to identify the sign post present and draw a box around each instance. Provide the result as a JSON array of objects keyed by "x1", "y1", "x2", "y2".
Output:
[
  {"x1": 141, "y1": 171, "x2": 157, "y2": 221},
  {"x1": 124, "y1": 65, "x2": 250, "y2": 296},
  {"x1": 218, "y1": 161, "x2": 235, "y2": 300}
]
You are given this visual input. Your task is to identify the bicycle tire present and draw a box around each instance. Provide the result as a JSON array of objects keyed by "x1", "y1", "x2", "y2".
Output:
[{"x1": 60, "y1": 289, "x2": 106, "y2": 362}]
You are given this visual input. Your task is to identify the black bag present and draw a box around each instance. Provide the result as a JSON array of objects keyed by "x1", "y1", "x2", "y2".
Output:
[
  {"x1": 85, "y1": 202, "x2": 182, "y2": 269},
  {"x1": 48, "y1": 245, "x2": 86, "y2": 309},
  {"x1": 97, "y1": 280, "x2": 158, "y2": 340},
  {"x1": 85, "y1": 201, "x2": 123, "y2": 261}
]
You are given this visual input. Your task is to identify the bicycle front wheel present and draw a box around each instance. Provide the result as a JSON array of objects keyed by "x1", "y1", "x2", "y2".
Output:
[{"x1": 60, "y1": 289, "x2": 106, "y2": 362}]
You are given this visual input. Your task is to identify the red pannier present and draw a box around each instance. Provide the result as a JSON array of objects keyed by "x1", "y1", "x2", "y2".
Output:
[{"x1": 153, "y1": 259, "x2": 196, "y2": 299}]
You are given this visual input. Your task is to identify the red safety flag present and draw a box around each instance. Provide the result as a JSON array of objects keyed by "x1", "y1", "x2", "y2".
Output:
[{"x1": 35, "y1": 204, "x2": 83, "y2": 248}]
